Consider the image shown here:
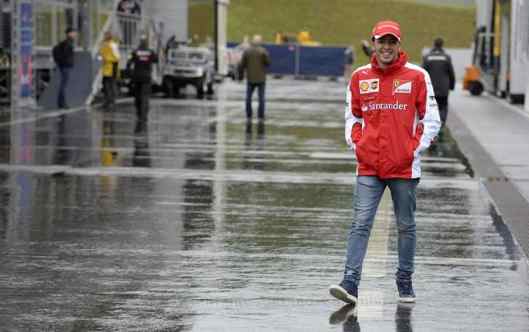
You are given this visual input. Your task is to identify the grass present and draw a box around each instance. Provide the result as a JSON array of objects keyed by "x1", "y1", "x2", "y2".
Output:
[{"x1": 189, "y1": 0, "x2": 475, "y2": 64}]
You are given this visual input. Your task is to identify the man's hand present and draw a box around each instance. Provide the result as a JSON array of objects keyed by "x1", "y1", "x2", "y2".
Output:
[{"x1": 345, "y1": 120, "x2": 355, "y2": 151}]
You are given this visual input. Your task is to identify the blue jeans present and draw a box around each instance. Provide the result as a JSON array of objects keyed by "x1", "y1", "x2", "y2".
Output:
[
  {"x1": 58, "y1": 66, "x2": 71, "y2": 108},
  {"x1": 245, "y1": 82, "x2": 265, "y2": 119},
  {"x1": 344, "y1": 176, "x2": 419, "y2": 285}
]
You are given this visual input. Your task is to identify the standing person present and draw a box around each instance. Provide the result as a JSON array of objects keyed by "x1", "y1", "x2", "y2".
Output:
[
  {"x1": 360, "y1": 39, "x2": 373, "y2": 57},
  {"x1": 238, "y1": 35, "x2": 271, "y2": 121},
  {"x1": 329, "y1": 20, "x2": 441, "y2": 305},
  {"x1": 52, "y1": 28, "x2": 77, "y2": 109},
  {"x1": 422, "y1": 37, "x2": 455, "y2": 126},
  {"x1": 344, "y1": 46, "x2": 356, "y2": 83},
  {"x1": 99, "y1": 31, "x2": 121, "y2": 110},
  {"x1": 117, "y1": 0, "x2": 141, "y2": 15},
  {"x1": 126, "y1": 36, "x2": 158, "y2": 133}
]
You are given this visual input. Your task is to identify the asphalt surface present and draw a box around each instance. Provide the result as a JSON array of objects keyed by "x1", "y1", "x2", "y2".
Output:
[{"x1": 0, "y1": 79, "x2": 528, "y2": 331}]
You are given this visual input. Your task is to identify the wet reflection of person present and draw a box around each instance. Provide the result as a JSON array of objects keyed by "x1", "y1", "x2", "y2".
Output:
[
  {"x1": 343, "y1": 314, "x2": 361, "y2": 332},
  {"x1": 329, "y1": 304, "x2": 359, "y2": 331},
  {"x1": 101, "y1": 118, "x2": 119, "y2": 167},
  {"x1": 242, "y1": 120, "x2": 266, "y2": 170},
  {"x1": 182, "y1": 179, "x2": 214, "y2": 250},
  {"x1": 243, "y1": 120, "x2": 253, "y2": 170},
  {"x1": 256, "y1": 120, "x2": 265, "y2": 140},
  {"x1": 53, "y1": 115, "x2": 69, "y2": 165},
  {"x1": 245, "y1": 119, "x2": 253, "y2": 142},
  {"x1": 395, "y1": 303, "x2": 414, "y2": 332},
  {"x1": 132, "y1": 138, "x2": 150, "y2": 167}
]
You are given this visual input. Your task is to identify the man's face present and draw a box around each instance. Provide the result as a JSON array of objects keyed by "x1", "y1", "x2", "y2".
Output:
[
  {"x1": 373, "y1": 35, "x2": 400, "y2": 66},
  {"x1": 68, "y1": 31, "x2": 77, "y2": 40}
]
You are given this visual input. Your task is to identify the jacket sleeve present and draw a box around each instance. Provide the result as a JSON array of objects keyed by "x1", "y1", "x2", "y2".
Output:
[
  {"x1": 421, "y1": 55, "x2": 429, "y2": 70},
  {"x1": 126, "y1": 51, "x2": 135, "y2": 71},
  {"x1": 447, "y1": 54, "x2": 455, "y2": 90},
  {"x1": 414, "y1": 70, "x2": 441, "y2": 155},
  {"x1": 238, "y1": 51, "x2": 247, "y2": 73},
  {"x1": 110, "y1": 42, "x2": 121, "y2": 62},
  {"x1": 263, "y1": 49, "x2": 271, "y2": 67},
  {"x1": 344, "y1": 74, "x2": 363, "y2": 149},
  {"x1": 151, "y1": 50, "x2": 159, "y2": 64}
]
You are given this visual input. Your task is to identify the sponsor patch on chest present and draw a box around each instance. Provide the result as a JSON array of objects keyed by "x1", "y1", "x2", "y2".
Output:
[
  {"x1": 359, "y1": 79, "x2": 379, "y2": 94},
  {"x1": 393, "y1": 80, "x2": 412, "y2": 94}
]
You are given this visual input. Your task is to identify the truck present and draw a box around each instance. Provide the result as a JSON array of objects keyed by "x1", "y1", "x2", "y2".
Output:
[{"x1": 161, "y1": 46, "x2": 215, "y2": 98}]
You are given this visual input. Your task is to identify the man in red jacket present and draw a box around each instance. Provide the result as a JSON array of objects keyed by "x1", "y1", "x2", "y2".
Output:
[{"x1": 329, "y1": 20, "x2": 441, "y2": 305}]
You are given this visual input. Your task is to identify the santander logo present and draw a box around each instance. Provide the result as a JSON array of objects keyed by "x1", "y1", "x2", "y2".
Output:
[{"x1": 362, "y1": 103, "x2": 409, "y2": 112}]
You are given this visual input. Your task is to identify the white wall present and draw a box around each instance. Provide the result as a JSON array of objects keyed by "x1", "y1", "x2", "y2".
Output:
[
  {"x1": 510, "y1": 0, "x2": 529, "y2": 98},
  {"x1": 475, "y1": 0, "x2": 493, "y2": 29},
  {"x1": 145, "y1": 0, "x2": 188, "y2": 43},
  {"x1": 422, "y1": 48, "x2": 473, "y2": 82}
]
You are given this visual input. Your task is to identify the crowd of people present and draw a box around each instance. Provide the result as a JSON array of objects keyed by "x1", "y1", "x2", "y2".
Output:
[{"x1": 53, "y1": 25, "x2": 157, "y2": 134}]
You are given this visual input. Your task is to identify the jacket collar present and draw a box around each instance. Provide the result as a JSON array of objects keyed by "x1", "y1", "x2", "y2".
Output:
[{"x1": 370, "y1": 51, "x2": 408, "y2": 75}]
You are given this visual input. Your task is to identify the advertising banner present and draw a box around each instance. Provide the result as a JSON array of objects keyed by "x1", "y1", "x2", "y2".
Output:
[{"x1": 18, "y1": 1, "x2": 33, "y2": 99}]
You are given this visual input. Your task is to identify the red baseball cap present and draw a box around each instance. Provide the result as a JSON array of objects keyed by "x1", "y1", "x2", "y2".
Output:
[{"x1": 371, "y1": 20, "x2": 401, "y2": 41}]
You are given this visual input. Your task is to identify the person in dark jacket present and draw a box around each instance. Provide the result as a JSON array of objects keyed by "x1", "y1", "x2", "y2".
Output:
[
  {"x1": 126, "y1": 36, "x2": 158, "y2": 133},
  {"x1": 360, "y1": 39, "x2": 373, "y2": 57},
  {"x1": 238, "y1": 35, "x2": 271, "y2": 121},
  {"x1": 53, "y1": 28, "x2": 77, "y2": 109},
  {"x1": 422, "y1": 37, "x2": 455, "y2": 126},
  {"x1": 343, "y1": 46, "x2": 356, "y2": 83}
]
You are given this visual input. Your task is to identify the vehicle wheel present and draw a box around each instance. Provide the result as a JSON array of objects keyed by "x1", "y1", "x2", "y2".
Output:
[
  {"x1": 196, "y1": 76, "x2": 206, "y2": 98},
  {"x1": 469, "y1": 81, "x2": 483, "y2": 96},
  {"x1": 163, "y1": 78, "x2": 175, "y2": 98}
]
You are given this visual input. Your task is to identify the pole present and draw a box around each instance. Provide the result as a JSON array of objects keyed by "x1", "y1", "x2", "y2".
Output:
[
  {"x1": 214, "y1": 0, "x2": 218, "y2": 73},
  {"x1": 11, "y1": 0, "x2": 35, "y2": 108}
]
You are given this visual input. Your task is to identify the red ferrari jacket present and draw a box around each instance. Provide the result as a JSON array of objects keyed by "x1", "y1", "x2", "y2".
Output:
[{"x1": 345, "y1": 51, "x2": 441, "y2": 179}]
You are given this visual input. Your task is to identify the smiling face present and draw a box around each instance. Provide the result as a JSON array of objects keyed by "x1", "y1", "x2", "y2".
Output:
[{"x1": 373, "y1": 35, "x2": 400, "y2": 69}]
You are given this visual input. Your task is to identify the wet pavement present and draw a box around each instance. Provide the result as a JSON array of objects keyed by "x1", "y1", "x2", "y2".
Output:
[{"x1": 0, "y1": 79, "x2": 528, "y2": 331}]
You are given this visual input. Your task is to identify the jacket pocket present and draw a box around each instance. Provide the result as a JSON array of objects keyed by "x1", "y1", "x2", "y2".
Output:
[
  {"x1": 355, "y1": 138, "x2": 375, "y2": 169},
  {"x1": 405, "y1": 136, "x2": 420, "y2": 165}
]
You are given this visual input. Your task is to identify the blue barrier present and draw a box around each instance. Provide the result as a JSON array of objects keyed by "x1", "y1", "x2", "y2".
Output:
[
  {"x1": 228, "y1": 42, "x2": 346, "y2": 77},
  {"x1": 262, "y1": 44, "x2": 297, "y2": 75},
  {"x1": 299, "y1": 46, "x2": 345, "y2": 77}
]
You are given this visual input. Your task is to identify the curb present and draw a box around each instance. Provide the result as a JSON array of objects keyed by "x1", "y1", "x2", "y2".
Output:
[{"x1": 448, "y1": 110, "x2": 529, "y2": 264}]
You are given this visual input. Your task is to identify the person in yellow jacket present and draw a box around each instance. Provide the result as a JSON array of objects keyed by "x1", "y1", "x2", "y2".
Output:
[{"x1": 99, "y1": 31, "x2": 121, "y2": 110}]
